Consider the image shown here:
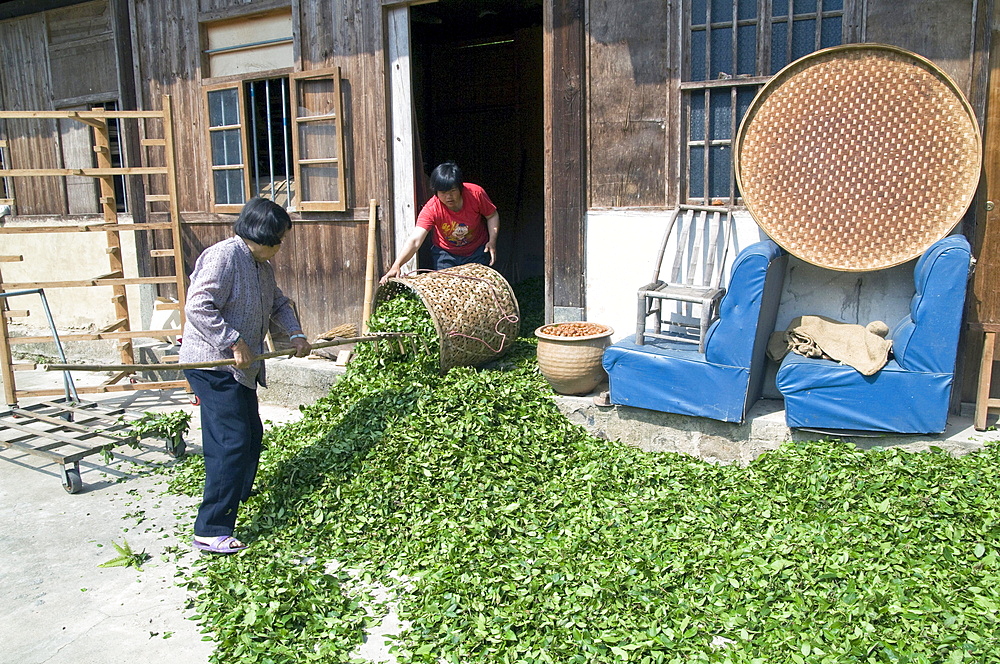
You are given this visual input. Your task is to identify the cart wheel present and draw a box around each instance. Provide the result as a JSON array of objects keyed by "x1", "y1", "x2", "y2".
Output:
[
  {"x1": 166, "y1": 436, "x2": 187, "y2": 458},
  {"x1": 62, "y1": 468, "x2": 83, "y2": 494},
  {"x1": 189, "y1": 394, "x2": 200, "y2": 406}
]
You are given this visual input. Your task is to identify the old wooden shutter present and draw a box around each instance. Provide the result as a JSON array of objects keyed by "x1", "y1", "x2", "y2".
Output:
[{"x1": 290, "y1": 67, "x2": 347, "y2": 212}]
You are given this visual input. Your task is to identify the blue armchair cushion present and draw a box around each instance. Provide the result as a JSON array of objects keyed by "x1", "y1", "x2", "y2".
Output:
[
  {"x1": 603, "y1": 239, "x2": 786, "y2": 423},
  {"x1": 776, "y1": 235, "x2": 972, "y2": 434}
]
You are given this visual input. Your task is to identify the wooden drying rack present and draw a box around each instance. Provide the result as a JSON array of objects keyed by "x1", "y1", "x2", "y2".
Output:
[{"x1": 0, "y1": 97, "x2": 188, "y2": 406}]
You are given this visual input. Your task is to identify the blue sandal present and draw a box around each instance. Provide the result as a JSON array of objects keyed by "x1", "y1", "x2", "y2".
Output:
[{"x1": 193, "y1": 535, "x2": 247, "y2": 554}]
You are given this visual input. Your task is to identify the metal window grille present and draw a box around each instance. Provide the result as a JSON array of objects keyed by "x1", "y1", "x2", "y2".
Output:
[
  {"x1": 247, "y1": 77, "x2": 293, "y2": 207},
  {"x1": 683, "y1": 0, "x2": 846, "y2": 204}
]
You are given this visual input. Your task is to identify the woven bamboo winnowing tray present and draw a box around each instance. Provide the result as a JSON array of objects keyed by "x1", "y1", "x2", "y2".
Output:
[
  {"x1": 375, "y1": 263, "x2": 520, "y2": 372},
  {"x1": 735, "y1": 44, "x2": 982, "y2": 271}
]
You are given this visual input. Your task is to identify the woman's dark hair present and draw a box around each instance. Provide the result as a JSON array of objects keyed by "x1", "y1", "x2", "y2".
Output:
[
  {"x1": 429, "y1": 161, "x2": 463, "y2": 193},
  {"x1": 233, "y1": 197, "x2": 291, "y2": 246}
]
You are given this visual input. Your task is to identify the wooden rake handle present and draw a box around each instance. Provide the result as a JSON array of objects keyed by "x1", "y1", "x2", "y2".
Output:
[{"x1": 43, "y1": 333, "x2": 418, "y2": 372}]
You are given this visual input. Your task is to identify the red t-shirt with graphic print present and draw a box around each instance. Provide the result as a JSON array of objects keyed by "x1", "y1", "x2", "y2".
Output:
[{"x1": 415, "y1": 183, "x2": 497, "y2": 257}]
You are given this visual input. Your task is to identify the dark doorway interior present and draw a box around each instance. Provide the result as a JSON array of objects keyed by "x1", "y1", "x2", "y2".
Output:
[{"x1": 410, "y1": 0, "x2": 544, "y2": 287}]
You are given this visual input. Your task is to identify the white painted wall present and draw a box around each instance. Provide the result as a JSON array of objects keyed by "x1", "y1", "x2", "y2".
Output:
[
  {"x1": 585, "y1": 208, "x2": 918, "y2": 345},
  {"x1": 2, "y1": 215, "x2": 156, "y2": 340}
]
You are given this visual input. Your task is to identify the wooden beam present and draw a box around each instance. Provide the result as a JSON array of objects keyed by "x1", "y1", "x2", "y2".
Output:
[
  {"x1": 9, "y1": 328, "x2": 183, "y2": 344},
  {"x1": 0, "y1": 221, "x2": 176, "y2": 234},
  {"x1": 15, "y1": 380, "x2": 188, "y2": 398},
  {"x1": 0, "y1": 110, "x2": 164, "y2": 120},
  {"x1": 97, "y1": 318, "x2": 128, "y2": 334},
  {"x1": 0, "y1": 167, "x2": 167, "y2": 177},
  {"x1": 154, "y1": 300, "x2": 181, "y2": 310},
  {"x1": 1, "y1": 275, "x2": 180, "y2": 289}
]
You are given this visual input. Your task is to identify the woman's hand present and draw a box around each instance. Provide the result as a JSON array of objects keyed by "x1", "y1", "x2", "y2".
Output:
[
  {"x1": 232, "y1": 338, "x2": 254, "y2": 369},
  {"x1": 379, "y1": 266, "x2": 400, "y2": 286},
  {"x1": 291, "y1": 336, "x2": 312, "y2": 357}
]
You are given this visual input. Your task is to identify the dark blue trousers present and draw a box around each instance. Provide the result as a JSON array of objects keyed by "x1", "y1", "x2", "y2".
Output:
[
  {"x1": 429, "y1": 243, "x2": 490, "y2": 270},
  {"x1": 184, "y1": 369, "x2": 263, "y2": 538}
]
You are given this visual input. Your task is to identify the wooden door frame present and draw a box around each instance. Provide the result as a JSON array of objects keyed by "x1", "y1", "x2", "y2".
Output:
[
  {"x1": 544, "y1": 0, "x2": 587, "y2": 324},
  {"x1": 386, "y1": 0, "x2": 586, "y2": 324}
]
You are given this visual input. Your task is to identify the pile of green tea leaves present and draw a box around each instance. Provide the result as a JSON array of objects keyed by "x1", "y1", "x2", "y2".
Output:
[{"x1": 165, "y1": 286, "x2": 1000, "y2": 664}]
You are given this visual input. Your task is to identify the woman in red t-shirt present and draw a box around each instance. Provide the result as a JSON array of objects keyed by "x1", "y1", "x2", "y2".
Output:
[{"x1": 380, "y1": 162, "x2": 499, "y2": 283}]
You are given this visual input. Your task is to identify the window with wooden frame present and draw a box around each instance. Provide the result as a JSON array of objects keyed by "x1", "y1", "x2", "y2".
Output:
[
  {"x1": 290, "y1": 68, "x2": 348, "y2": 212},
  {"x1": 683, "y1": 0, "x2": 853, "y2": 204},
  {"x1": 202, "y1": 9, "x2": 348, "y2": 212},
  {"x1": 205, "y1": 70, "x2": 347, "y2": 212}
]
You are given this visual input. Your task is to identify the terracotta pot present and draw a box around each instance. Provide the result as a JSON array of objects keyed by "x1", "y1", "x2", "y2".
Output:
[{"x1": 534, "y1": 323, "x2": 614, "y2": 395}]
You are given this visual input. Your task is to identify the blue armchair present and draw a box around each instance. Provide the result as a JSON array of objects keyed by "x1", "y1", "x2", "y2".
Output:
[
  {"x1": 775, "y1": 235, "x2": 973, "y2": 434},
  {"x1": 602, "y1": 239, "x2": 787, "y2": 423}
]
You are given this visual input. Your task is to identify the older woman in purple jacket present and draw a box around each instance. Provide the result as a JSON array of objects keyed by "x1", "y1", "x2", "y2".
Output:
[{"x1": 179, "y1": 197, "x2": 311, "y2": 554}]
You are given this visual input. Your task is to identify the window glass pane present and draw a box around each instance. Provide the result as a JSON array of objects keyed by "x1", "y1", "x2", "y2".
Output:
[
  {"x1": 820, "y1": 15, "x2": 842, "y2": 48},
  {"x1": 298, "y1": 121, "x2": 339, "y2": 161},
  {"x1": 689, "y1": 93, "x2": 705, "y2": 142},
  {"x1": 824, "y1": 0, "x2": 844, "y2": 10},
  {"x1": 300, "y1": 164, "x2": 340, "y2": 202},
  {"x1": 690, "y1": 29, "x2": 706, "y2": 80},
  {"x1": 770, "y1": 21, "x2": 789, "y2": 73},
  {"x1": 297, "y1": 78, "x2": 338, "y2": 117},
  {"x1": 737, "y1": 0, "x2": 757, "y2": 21},
  {"x1": 736, "y1": 87, "x2": 757, "y2": 128},
  {"x1": 211, "y1": 129, "x2": 243, "y2": 166},
  {"x1": 688, "y1": 145, "x2": 705, "y2": 202},
  {"x1": 793, "y1": 0, "x2": 817, "y2": 14},
  {"x1": 710, "y1": 26, "x2": 734, "y2": 78},
  {"x1": 709, "y1": 145, "x2": 731, "y2": 200},
  {"x1": 208, "y1": 88, "x2": 239, "y2": 127},
  {"x1": 772, "y1": 0, "x2": 790, "y2": 18},
  {"x1": 709, "y1": 88, "x2": 731, "y2": 141},
  {"x1": 691, "y1": 0, "x2": 706, "y2": 25},
  {"x1": 711, "y1": 0, "x2": 731, "y2": 22},
  {"x1": 792, "y1": 18, "x2": 817, "y2": 60},
  {"x1": 214, "y1": 170, "x2": 245, "y2": 206},
  {"x1": 737, "y1": 24, "x2": 756, "y2": 75}
]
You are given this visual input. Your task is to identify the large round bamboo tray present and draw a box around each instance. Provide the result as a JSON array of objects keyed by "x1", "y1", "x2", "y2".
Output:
[
  {"x1": 375, "y1": 263, "x2": 520, "y2": 372},
  {"x1": 735, "y1": 44, "x2": 982, "y2": 271}
]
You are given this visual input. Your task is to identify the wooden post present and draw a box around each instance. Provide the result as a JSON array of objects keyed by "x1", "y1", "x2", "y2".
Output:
[
  {"x1": 975, "y1": 330, "x2": 995, "y2": 429},
  {"x1": 161, "y1": 95, "x2": 187, "y2": 319},
  {"x1": 91, "y1": 109, "x2": 134, "y2": 366},
  {"x1": 0, "y1": 256, "x2": 16, "y2": 406},
  {"x1": 362, "y1": 199, "x2": 378, "y2": 333}
]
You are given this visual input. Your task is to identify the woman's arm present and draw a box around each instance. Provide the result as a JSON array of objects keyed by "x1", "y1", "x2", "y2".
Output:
[
  {"x1": 380, "y1": 226, "x2": 429, "y2": 284},
  {"x1": 484, "y1": 211, "x2": 499, "y2": 266}
]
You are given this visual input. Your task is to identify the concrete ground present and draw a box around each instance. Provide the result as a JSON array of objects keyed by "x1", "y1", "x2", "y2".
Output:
[
  {"x1": 2, "y1": 355, "x2": 998, "y2": 664},
  {"x1": 0, "y1": 368, "x2": 305, "y2": 664}
]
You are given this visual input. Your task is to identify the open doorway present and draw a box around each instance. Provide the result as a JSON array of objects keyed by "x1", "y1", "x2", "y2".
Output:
[{"x1": 410, "y1": 0, "x2": 544, "y2": 289}]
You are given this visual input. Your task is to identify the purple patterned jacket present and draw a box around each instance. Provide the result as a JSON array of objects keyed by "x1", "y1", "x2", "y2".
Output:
[{"x1": 178, "y1": 237, "x2": 301, "y2": 388}]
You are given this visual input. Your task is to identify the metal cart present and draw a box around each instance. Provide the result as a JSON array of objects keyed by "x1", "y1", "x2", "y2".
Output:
[{"x1": 0, "y1": 289, "x2": 184, "y2": 493}]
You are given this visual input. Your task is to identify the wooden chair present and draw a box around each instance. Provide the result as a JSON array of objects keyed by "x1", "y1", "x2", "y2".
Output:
[{"x1": 636, "y1": 204, "x2": 734, "y2": 352}]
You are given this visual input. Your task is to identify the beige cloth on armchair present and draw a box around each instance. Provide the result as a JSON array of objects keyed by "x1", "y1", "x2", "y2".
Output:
[{"x1": 767, "y1": 315, "x2": 892, "y2": 376}]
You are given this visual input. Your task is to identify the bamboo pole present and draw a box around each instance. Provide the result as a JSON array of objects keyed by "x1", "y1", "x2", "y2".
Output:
[
  {"x1": 42, "y1": 334, "x2": 413, "y2": 372},
  {"x1": 362, "y1": 199, "x2": 378, "y2": 333}
]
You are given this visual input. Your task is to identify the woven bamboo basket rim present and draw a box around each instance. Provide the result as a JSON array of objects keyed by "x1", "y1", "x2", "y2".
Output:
[
  {"x1": 376, "y1": 263, "x2": 520, "y2": 372},
  {"x1": 535, "y1": 322, "x2": 614, "y2": 342},
  {"x1": 735, "y1": 43, "x2": 982, "y2": 272}
]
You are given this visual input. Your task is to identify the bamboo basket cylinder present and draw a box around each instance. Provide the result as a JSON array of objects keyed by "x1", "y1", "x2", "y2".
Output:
[{"x1": 375, "y1": 264, "x2": 520, "y2": 372}]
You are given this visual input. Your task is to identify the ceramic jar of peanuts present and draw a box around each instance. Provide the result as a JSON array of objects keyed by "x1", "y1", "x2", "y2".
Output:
[{"x1": 534, "y1": 322, "x2": 614, "y2": 395}]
